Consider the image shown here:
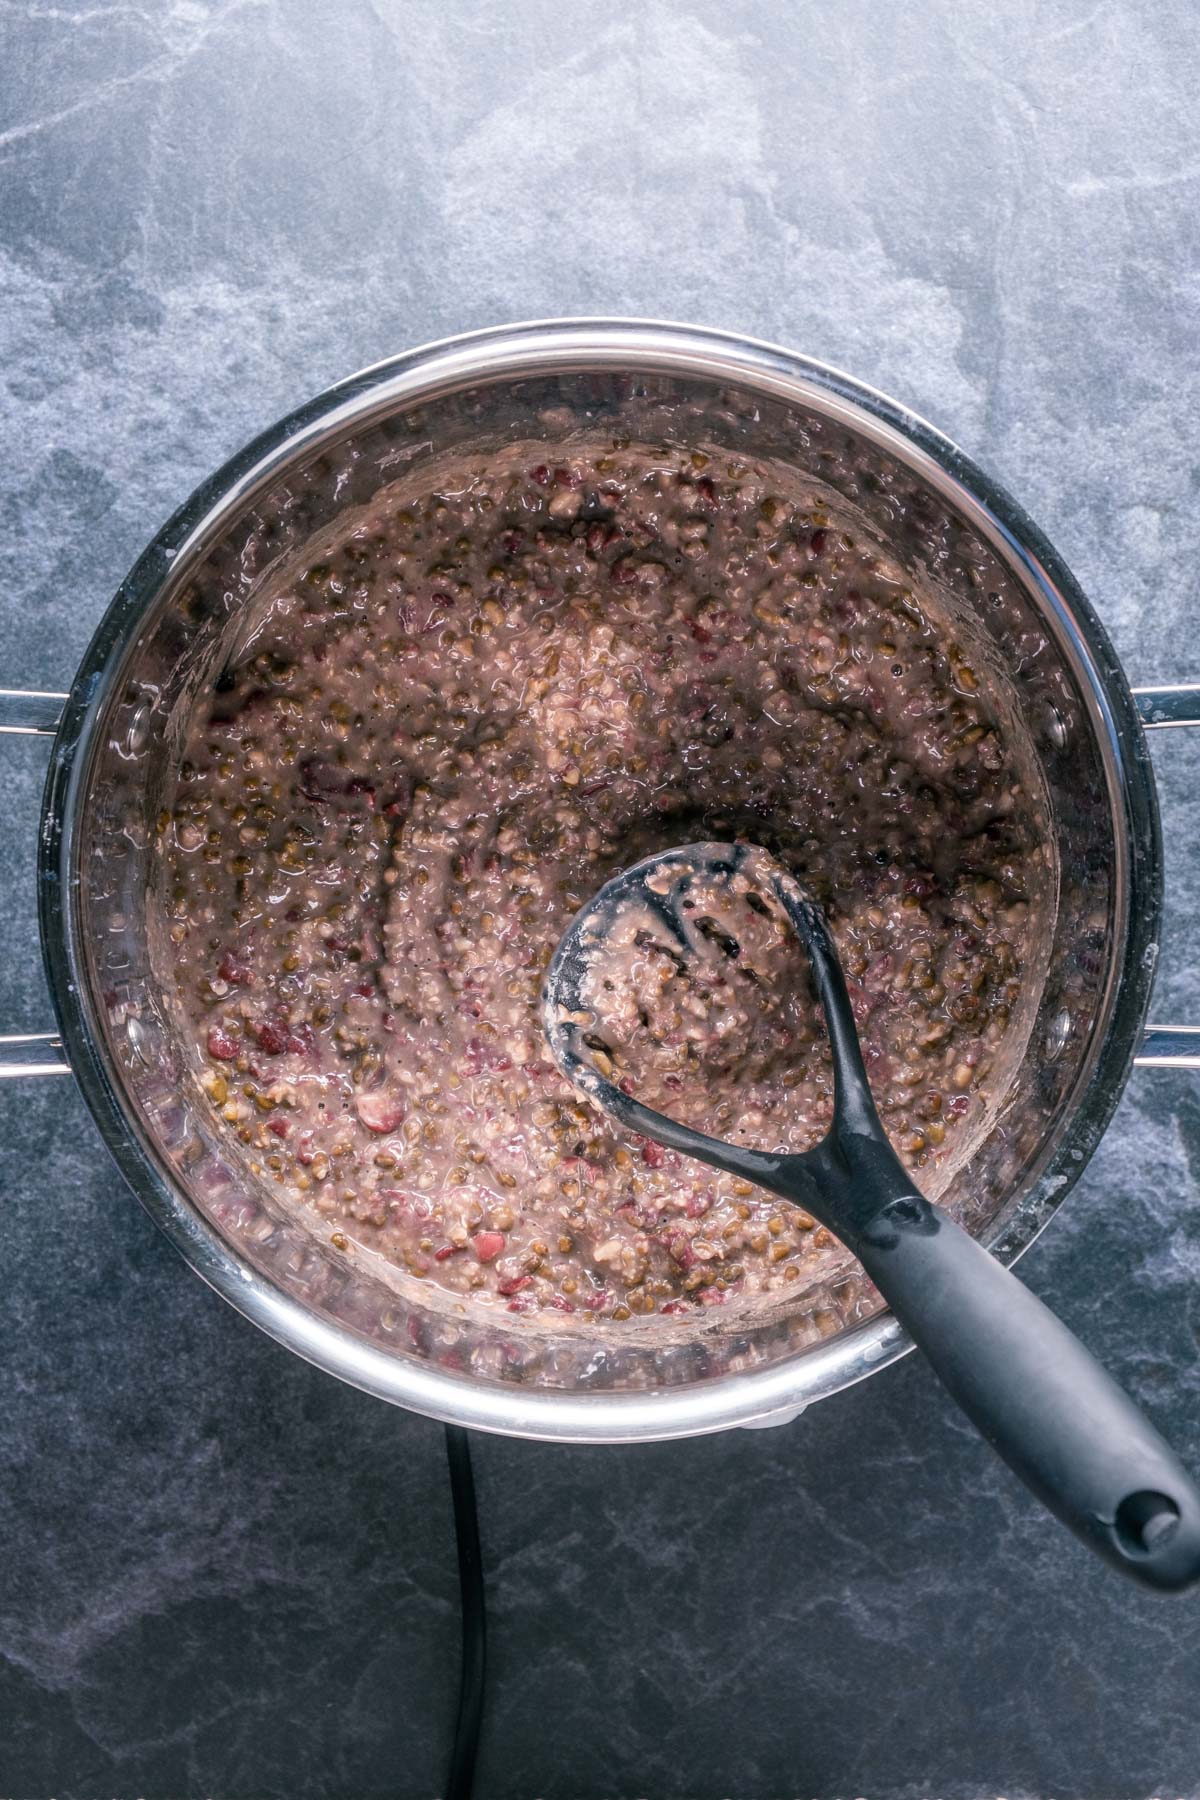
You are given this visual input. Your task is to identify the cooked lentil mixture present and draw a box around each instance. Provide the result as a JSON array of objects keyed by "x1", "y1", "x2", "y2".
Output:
[
  {"x1": 165, "y1": 442, "x2": 1045, "y2": 1322},
  {"x1": 562, "y1": 843, "x2": 875, "y2": 1151}
]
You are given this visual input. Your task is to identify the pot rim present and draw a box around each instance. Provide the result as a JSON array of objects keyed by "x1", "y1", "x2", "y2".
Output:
[{"x1": 36, "y1": 317, "x2": 1163, "y2": 1441}]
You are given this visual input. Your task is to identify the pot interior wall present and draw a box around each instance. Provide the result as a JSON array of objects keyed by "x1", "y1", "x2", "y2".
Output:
[{"x1": 71, "y1": 361, "x2": 1121, "y2": 1399}]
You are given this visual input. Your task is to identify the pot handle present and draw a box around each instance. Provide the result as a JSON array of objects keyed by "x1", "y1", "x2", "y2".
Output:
[
  {"x1": 2, "y1": 688, "x2": 72, "y2": 1075},
  {"x1": 1132, "y1": 686, "x2": 1200, "y2": 1068},
  {"x1": 1, "y1": 686, "x2": 1198, "y2": 1077},
  {"x1": 1133, "y1": 683, "x2": 1200, "y2": 730},
  {"x1": 0, "y1": 1033, "x2": 70, "y2": 1075},
  {"x1": 1, "y1": 687, "x2": 69, "y2": 736}
]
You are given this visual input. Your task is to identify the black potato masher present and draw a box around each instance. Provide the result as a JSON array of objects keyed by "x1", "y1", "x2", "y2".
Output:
[{"x1": 543, "y1": 841, "x2": 1200, "y2": 1592}]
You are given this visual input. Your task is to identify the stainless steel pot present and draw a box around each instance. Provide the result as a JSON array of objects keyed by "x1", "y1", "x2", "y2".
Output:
[{"x1": 6, "y1": 319, "x2": 1199, "y2": 1442}]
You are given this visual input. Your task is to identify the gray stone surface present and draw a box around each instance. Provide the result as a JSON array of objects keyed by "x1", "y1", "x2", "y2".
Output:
[{"x1": 2, "y1": 1, "x2": 1200, "y2": 1795}]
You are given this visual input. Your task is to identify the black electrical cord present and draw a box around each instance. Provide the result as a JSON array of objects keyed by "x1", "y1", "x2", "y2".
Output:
[{"x1": 444, "y1": 1424, "x2": 486, "y2": 1800}]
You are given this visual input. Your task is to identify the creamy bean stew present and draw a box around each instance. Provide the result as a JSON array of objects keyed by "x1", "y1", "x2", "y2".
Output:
[{"x1": 165, "y1": 442, "x2": 1045, "y2": 1322}]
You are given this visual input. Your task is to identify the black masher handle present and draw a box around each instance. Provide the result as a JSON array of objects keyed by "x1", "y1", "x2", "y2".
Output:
[
  {"x1": 848, "y1": 1189, "x2": 1200, "y2": 1591},
  {"x1": 780, "y1": 873, "x2": 1200, "y2": 1592}
]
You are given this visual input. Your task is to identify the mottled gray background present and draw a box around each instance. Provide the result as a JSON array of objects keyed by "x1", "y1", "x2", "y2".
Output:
[{"x1": 3, "y1": 3, "x2": 1200, "y2": 1797}]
